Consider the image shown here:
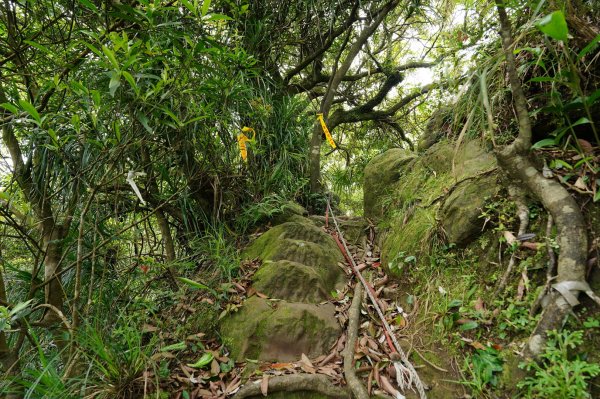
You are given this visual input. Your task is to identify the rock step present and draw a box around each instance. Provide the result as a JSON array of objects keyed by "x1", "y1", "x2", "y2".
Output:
[{"x1": 220, "y1": 215, "x2": 345, "y2": 363}]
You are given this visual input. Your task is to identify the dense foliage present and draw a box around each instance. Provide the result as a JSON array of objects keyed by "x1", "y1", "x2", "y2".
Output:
[{"x1": 0, "y1": 0, "x2": 599, "y2": 397}]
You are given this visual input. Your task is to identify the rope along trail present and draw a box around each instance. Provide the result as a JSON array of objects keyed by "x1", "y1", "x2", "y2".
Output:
[{"x1": 326, "y1": 201, "x2": 428, "y2": 399}]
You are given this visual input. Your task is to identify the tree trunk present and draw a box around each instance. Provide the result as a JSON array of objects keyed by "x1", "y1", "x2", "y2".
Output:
[{"x1": 309, "y1": 0, "x2": 399, "y2": 193}]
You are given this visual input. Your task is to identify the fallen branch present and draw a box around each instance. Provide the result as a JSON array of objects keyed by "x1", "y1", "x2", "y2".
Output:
[
  {"x1": 343, "y1": 283, "x2": 369, "y2": 399},
  {"x1": 327, "y1": 201, "x2": 427, "y2": 399},
  {"x1": 231, "y1": 374, "x2": 350, "y2": 399}
]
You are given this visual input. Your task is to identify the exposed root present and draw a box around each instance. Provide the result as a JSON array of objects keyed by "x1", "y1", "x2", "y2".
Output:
[
  {"x1": 231, "y1": 374, "x2": 350, "y2": 399},
  {"x1": 343, "y1": 282, "x2": 369, "y2": 399},
  {"x1": 495, "y1": 1, "x2": 588, "y2": 359}
]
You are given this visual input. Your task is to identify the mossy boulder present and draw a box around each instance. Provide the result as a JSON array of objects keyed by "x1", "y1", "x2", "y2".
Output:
[
  {"x1": 243, "y1": 219, "x2": 344, "y2": 288},
  {"x1": 220, "y1": 296, "x2": 340, "y2": 362},
  {"x1": 252, "y1": 260, "x2": 335, "y2": 303},
  {"x1": 417, "y1": 107, "x2": 452, "y2": 152},
  {"x1": 440, "y1": 173, "x2": 499, "y2": 245},
  {"x1": 371, "y1": 139, "x2": 499, "y2": 274},
  {"x1": 363, "y1": 148, "x2": 416, "y2": 221},
  {"x1": 270, "y1": 202, "x2": 309, "y2": 226}
]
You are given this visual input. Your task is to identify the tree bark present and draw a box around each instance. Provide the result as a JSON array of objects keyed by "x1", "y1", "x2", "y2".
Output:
[{"x1": 309, "y1": 0, "x2": 399, "y2": 193}]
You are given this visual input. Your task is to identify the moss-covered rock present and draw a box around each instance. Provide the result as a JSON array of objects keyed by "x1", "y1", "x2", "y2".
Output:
[
  {"x1": 252, "y1": 260, "x2": 334, "y2": 303},
  {"x1": 417, "y1": 107, "x2": 452, "y2": 152},
  {"x1": 440, "y1": 174, "x2": 499, "y2": 245},
  {"x1": 363, "y1": 148, "x2": 416, "y2": 221},
  {"x1": 220, "y1": 297, "x2": 341, "y2": 362},
  {"x1": 270, "y1": 202, "x2": 309, "y2": 226},
  {"x1": 309, "y1": 216, "x2": 368, "y2": 245},
  {"x1": 369, "y1": 139, "x2": 499, "y2": 275}
]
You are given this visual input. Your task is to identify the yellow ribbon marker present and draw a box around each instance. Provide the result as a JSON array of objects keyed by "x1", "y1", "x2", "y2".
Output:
[
  {"x1": 237, "y1": 126, "x2": 256, "y2": 161},
  {"x1": 317, "y1": 113, "x2": 336, "y2": 149}
]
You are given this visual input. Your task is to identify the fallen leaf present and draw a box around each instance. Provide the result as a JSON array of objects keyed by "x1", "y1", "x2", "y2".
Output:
[
  {"x1": 260, "y1": 375, "x2": 269, "y2": 396},
  {"x1": 470, "y1": 341, "x2": 486, "y2": 350},
  {"x1": 474, "y1": 297, "x2": 484, "y2": 311},
  {"x1": 575, "y1": 176, "x2": 589, "y2": 191},
  {"x1": 380, "y1": 375, "x2": 401, "y2": 398},
  {"x1": 503, "y1": 231, "x2": 517, "y2": 245}
]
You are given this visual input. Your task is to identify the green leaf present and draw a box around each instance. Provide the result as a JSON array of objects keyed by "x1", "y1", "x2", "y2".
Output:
[
  {"x1": 177, "y1": 277, "x2": 209, "y2": 290},
  {"x1": 552, "y1": 159, "x2": 573, "y2": 170},
  {"x1": 203, "y1": 13, "x2": 232, "y2": 21},
  {"x1": 187, "y1": 352, "x2": 214, "y2": 368},
  {"x1": 447, "y1": 299, "x2": 462, "y2": 309},
  {"x1": 10, "y1": 299, "x2": 34, "y2": 320},
  {"x1": 161, "y1": 342, "x2": 187, "y2": 352},
  {"x1": 102, "y1": 45, "x2": 120, "y2": 69},
  {"x1": 122, "y1": 71, "x2": 139, "y2": 96},
  {"x1": 109, "y1": 72, "x2": 121, "y2": 97},
  {"x1": 594, "y1": 190, "x2": 600, "y2": 203},
  {"x1": 181, "y1": 0, "x2": 195, "y2": 14},
  {"x1": 578, "y1": 33, "x2": 600, "y2": 59},
  {"x1": 76, "y1": 0, "x2": 99, "y2": 13},
  {"x1": 459, "y1": 321, "x2": 479, "y2": 331},
  {"x1": 47, "y1": 128, "x2": 58, "y2": 144},
  {"x1": 161, "y1": 107, "x2": 182, "y2": 127},
  {"x1": 137, "y1": 113, "x2": 153, "y2": 134},
  {"x1": 528, "y1": 76, "x2": 556, "y2": 83},
  {"x1": 24, "y1": 40, "x2": 53, "y2": 55},
  {"x1": 571, "y1": 117, "x2": 591, "y2": 127},
  {"x1": 18, "y1": 99, "x2": 41, "y2": 125},
  {"x1": 201, "y1": 0, "x2": 211, "y2": 16},
  {"x1": 1, "y1": 102, "x2": 19, "y2": 115},
  {"x1": 536, "y1": 11, "x2": 569, "y2": 42},
  {"x1": 531, "y1": 138, "x2": 557, "y2": 149}
]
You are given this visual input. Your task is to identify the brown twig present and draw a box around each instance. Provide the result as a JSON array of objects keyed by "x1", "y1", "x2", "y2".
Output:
[{"x1": 343, "y1": 283, "x2": 369, "y2": 399}]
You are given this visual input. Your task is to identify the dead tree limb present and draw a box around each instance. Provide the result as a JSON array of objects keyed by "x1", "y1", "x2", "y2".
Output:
[{"x1": 343, "y1": 283, "x2": 369, "y2": 399}]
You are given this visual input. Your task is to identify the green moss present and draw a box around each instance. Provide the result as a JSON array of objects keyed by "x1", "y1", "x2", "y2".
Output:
[
  {"x1": 363, "y1": 148, "x2": 416, "y2": 220},
  {"x1": 220, "y1": 298, "x2": 340, "y2": 362},
  {"x1": 252, "y1": 260, "x2": 333, "y2": 303},
  {"x1": 369, "y1": 139, "x2": 499, "y2": 275},
  {"x1": 382, "y1": 208, "x2": 437, "y2": 275}
]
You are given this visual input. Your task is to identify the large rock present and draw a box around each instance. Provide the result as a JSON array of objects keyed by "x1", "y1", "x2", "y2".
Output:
[
  {"x1": 367, "y1": 139, "x2": 499, "y2": 274},
  {"x1": 220, "y1": 296, "x2": 341, "y2": 362},
  {"x1": 252, "y1": 260, "x2": 333, "y2": 303},
  {"x1": 440, "y1": 173, "x2": 499, "y2": 245},
  {"x1": 221, "y1": 215, "x2": 344, "y2": 364},
  {"x1": 363, "y1": 148, "x2": 416, "y2": 221}
]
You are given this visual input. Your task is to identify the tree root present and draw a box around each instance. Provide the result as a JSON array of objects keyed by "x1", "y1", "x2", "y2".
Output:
[
  {"x1": 343, "y1": 283, "x2": 369, "y2": 399},
  {"x1": 231, "y1": 374, "x2": 350, "y2": 399},
  {"x1": 495, "y1": 1, "x2": 588, "y2": 360}
]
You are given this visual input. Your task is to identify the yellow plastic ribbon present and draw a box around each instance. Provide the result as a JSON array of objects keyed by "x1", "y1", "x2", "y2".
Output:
[
  {"x1": 237, "y1": 126, "x2": 255, "y2": 161},
  {"x1": 316, "y1": 113, "x2": 336, "y2": 149}
]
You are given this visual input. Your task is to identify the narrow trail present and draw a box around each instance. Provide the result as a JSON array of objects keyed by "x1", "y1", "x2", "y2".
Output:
[{"x1": 159, "y1": 208, "x2": 464, "y2": 398}]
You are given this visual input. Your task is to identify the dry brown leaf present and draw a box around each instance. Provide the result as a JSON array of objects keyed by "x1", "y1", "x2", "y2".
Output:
[
  {"x1": 260, "y1": 375, "x2": 269, "y2": 396},
  {"x1": 503, "y1": 231, "x2": 517, "y2": 245},
  {"x1": 470, "y1": 341, "x2": 486, "y2": 350},
  {"x1": 380, "y1": 375, "x2": 401, "y2": 397},
  {"x1": 224, "y1": 376, "x2": 241, "y2": 394},
  {"x1": 210, "y1": 359, "x2": 220, "y2": 376},
  {"x1": 474, "y1": 297, "x2": 484, "y2": 311}
]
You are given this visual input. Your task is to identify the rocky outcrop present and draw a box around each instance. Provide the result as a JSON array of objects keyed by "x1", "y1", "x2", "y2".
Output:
[
  {"x1": 363, "y1": 139, "x2": 500, "y2": 275},
  {"x1": 363, "y1": 148, "x2": 416, "y2": 221},
  {"x1": 220, "y1": 217, "x2": 344, "y2": 362}
]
